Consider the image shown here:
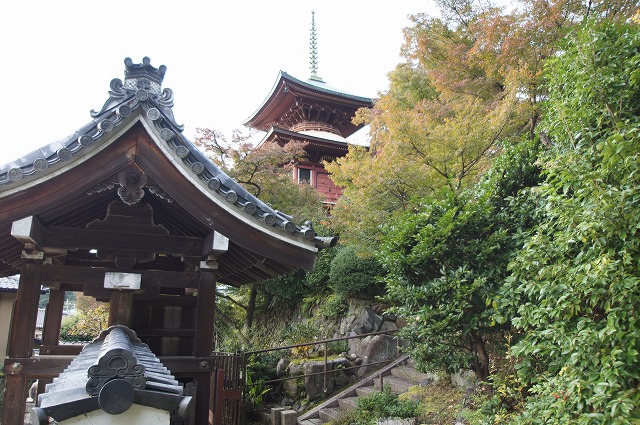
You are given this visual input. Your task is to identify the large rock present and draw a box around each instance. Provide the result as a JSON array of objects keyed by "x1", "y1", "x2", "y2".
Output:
[
  {"x1": 451, "y1": 369, "x2": 477, "y2": 391},
  {"x1": 283, "y1": 377, "x2": 302, "y2": 399},
  {"x1": 352, "y1": 307, "x2": 383, "y2": 335},
  {"x1": 288, "y1": 363, "x2": 304, "y2": 376},
  {"x1": 357, "y1": 334, "x2": 398, "y2": 376},
  {"x1": 276, "y1": 358, "x2": 290, "y2": 377},
  {"x1": 304, "y1": 361, "x2": 328, "y2": 400}
]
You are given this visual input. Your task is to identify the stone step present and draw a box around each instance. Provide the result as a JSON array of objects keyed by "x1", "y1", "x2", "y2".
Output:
[
  {"x1": 390, "y1": 365, "x2": 434, "y2": 385},
  {"x1": 338, "y1": 396, "x2": 359, "y2": 412},
  {"x1": 356, "y1": 385, "x2": 378, "y2": 398},
  {"x1": 299, "y1": 419, "x2": 324, "y2": 425},
  {"x1": 318, "y1": 407, "x2": 342, "y2": 423},
  {"x1": 374, "y1": 375, "x2": 415, "y2": 394}
]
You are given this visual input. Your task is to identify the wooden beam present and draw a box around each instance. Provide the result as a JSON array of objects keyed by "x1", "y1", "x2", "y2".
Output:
[
  {"x1": 202, "y1": 231, "x2": 229, "y2": 257},
  {"x1": 194, "y1": 372, "x2": 212, "y2": 425},
  {"x1": 8, "y1": 264, "x2": 41, "y2": 357},
  {"x1": 109, "y1": 291, "x2": 133, "y2": 327},
  {"x1": 38, "y1": 226, "x2": 204, "y2": 257},
  {"x1": 1, "y1": 374, "x2": 28, "y2": 425},
  {"x1": 10, "y1": 216, "x2": 46, "y2": 246},
  {"x1": 3, "y1": 356, "x2": 75, "y2": 379},
  {"x1": 40, "y1": 265, "x2": 200, "y2": 289},
  {"x1": 39, "y1": 345, "x2": 83, "y2": 356},
  {"x1": 3, "y1": 264, "x2": 42, "y2": 425},
  {"x1": 2, "y1": 355, "x2": 227, "y2": 378}
]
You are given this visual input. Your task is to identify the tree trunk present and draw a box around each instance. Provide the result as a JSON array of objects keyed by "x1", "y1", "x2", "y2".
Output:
[
  {"x1": 244, "y1": 285, "x2": 257, "y2": 330},
  {"x1": 470, "y1": 335, "x2": 492, "y2": 394}
]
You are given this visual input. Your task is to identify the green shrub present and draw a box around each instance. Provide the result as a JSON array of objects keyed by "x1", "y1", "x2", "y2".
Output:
[
  {"x1": 319, "y1": 292, "x2": 349, "y2": 319},
  {"x1": 495, "y1": 20, "x2": 640, "y2": 424},
  {"x1": 329, "y1": 246, "x2": 384, "y2": 298},
  {"x1": 333, "y1": 386, "x2": 421, "y2": 425},
  {"x1": 305, "y1": 246, "x2": 337, "y2": 291},
  {"x1": 280, "y1": 322, "x2": 321, "y2": 358},
  {"x1": 260, "y1": 269, "x2": 308, "y2": 302},
  {"x1": 59, "y1": 314, "x2": 93, "y2": 343},
  {"x1": 326, "y1": 339, "x2": 349, "y2": 355}
]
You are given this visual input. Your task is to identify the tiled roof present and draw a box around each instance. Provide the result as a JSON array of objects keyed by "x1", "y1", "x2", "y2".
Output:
[
  {"x1": 33, "y1": 326, "x2": 193, "y2": 423},
  {"x1": 0, "y1": 57, "x2": 332, "y2": 250},
  {"x1": 0, "y1": 275, "x2": 19, "y2": 292}
]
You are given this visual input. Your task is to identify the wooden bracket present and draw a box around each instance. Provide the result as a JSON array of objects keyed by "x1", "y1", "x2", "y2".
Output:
[{"x1": 200, "y1": 231, "x2": 228, "y2": 270}]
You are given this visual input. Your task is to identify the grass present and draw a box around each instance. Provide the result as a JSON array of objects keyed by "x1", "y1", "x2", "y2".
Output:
[{"x1": 328, "y1": 379, "x2": 489, "y2": 425}]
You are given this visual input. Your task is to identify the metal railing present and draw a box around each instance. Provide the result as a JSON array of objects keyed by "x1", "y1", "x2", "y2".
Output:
[{"x1": 242, "y1": 329, "x2": 399, "y2": 397}]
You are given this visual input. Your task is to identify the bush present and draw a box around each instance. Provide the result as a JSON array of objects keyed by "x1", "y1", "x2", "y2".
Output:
[
  {"x1": 333, "y1": 386, "x2": 421, "y2": 425},
  {"x1": 495, "y1": 20, "x2": 640, "y2": 424},
  {"x1": 280, "y1": 322, "x2": 321, "y2": 358},
  {"x1": 60, "y1": 314, "x2": 93, "y2": 343},
  {"x1": 329, "y1": 246, "x2": 384, "y2": 298}
]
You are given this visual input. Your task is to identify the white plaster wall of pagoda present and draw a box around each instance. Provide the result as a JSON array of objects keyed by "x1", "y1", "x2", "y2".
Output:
[{"x1": 59, "y1": 404, "x2": 169, "y2": 425}]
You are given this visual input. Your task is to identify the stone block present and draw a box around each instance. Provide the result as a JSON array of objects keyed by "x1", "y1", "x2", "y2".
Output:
[
  {"x1": 281, "y1": 409, "x2": 298, "y2": 425},
  {"x1": 271, "y1": 407, "x2": 286, "y2": 425}
]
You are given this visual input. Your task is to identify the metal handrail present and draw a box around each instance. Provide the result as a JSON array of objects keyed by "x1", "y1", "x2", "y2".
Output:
[{"x1": 242, "y1": 329, "x2": 399, "y2": 397}]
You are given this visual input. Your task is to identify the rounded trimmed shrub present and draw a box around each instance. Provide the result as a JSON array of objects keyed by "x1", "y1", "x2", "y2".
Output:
[{"x1": 329, "y1": 246, "x2": 384, "y2": 298}]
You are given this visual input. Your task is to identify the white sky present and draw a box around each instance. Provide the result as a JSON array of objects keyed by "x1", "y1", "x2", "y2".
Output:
[{"x1": 0, "y1": 1, "x2": 437, "y2": 162}]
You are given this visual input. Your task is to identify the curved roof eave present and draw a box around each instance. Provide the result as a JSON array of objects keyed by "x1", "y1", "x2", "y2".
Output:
[
  {"x1": 259, "y1": 126, "x2": 349, "y2": 150},
  {"x1": 242, "y1": 71, "x2": 373, "y2": 127},
  {"x1": 0, "y1": 69, "x2": 325, "y2": 260}
]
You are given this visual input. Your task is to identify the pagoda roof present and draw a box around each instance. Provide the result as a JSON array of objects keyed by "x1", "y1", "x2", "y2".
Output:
[
  {"x1": 259, "y1": 126, "x2": 350, "y2": 159},
  {"x1": 0, "y1": 58, "x2": 332, "y2": 286},
  {"x1": 243, "y1": 71, "x2": 373, "y2": 138}
]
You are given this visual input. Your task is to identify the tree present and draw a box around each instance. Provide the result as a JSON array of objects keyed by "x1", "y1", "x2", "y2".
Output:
[
  {"x1": 379, "y1": 138, "x2": 542, "y2": 383},
  {"x1": 194, "y1": 128, "x2": 330, "y2": 339},
  {"x1": 194, "y1": 128, "x2": 325, "y2": 220},
  {"x1": 327, "y1": 0, "x2": 636, "y2": 250},
  {"x1": 60, "y1": 294, "x2": 109, "y2": 341},
  {"x1": 497, "y1": 19, "x2": 640, "y2": 423}
]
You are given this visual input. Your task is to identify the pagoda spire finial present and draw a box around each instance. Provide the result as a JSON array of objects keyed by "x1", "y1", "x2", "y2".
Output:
[{"x1": 309, "y1": 10, "x2": 324, "y2": 83}]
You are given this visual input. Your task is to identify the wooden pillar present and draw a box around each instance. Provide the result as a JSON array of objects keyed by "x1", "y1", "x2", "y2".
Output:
[
  {"x1": 194, "y1": 270, "x2": 216, "y2": 425},
  {"x1": 41, "y1": 289, "x2": 65, "y2": 347},
  {"x1": 109, "y1": 291, "x2": 134, "y2": 327},
  {"x1": 38, "y1": 288, "x2": 65, "y2": 395},
  {"x1": 2, "y1": 263, "x2": 41, "y2": 425}
]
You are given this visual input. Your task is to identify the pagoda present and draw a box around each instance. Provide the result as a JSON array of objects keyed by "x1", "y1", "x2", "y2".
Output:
[{"x1": 243, "y1": 11, "x2": 374, "y2": 206}]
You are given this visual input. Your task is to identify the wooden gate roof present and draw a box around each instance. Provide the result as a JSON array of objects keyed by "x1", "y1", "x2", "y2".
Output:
[{"x1": 0, "y1": 57, "x2": 330, "y2": 286}]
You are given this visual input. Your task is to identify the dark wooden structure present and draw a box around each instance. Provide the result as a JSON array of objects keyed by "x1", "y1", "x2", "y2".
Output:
[
  {"x1": 243, "y1": 15, "x2": 373, "y2": 206},
  {"x1": 0, "y1": 57, "x2": 331, "y2": 425}
]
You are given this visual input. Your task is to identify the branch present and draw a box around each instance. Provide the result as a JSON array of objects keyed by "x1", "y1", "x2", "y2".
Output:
[{"x1": 216, "y1": 291, "x2": 248, "y2": 311}]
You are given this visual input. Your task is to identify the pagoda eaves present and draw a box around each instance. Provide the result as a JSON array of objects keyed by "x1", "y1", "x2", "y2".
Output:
[{"x1": 243, "y1": 71, "x2": 373, "y2": 138}]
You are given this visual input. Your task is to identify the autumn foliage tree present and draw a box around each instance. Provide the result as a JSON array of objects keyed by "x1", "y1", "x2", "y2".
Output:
[
  {"x1": 327, "y1": 0, "x2": 637, "y2": 249},
  {"x1": 326, "y1": 0, "x2": 638, "y2": 421},
  {"x1": 194, "y1": 128, "x2": 329, "y2": 339},
  {"x1": 60, "y1": 294, "x2": 109, "y2": 342},
  {"x1": 194, "y1": 128, "x2": 326, "y2": 221}
]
